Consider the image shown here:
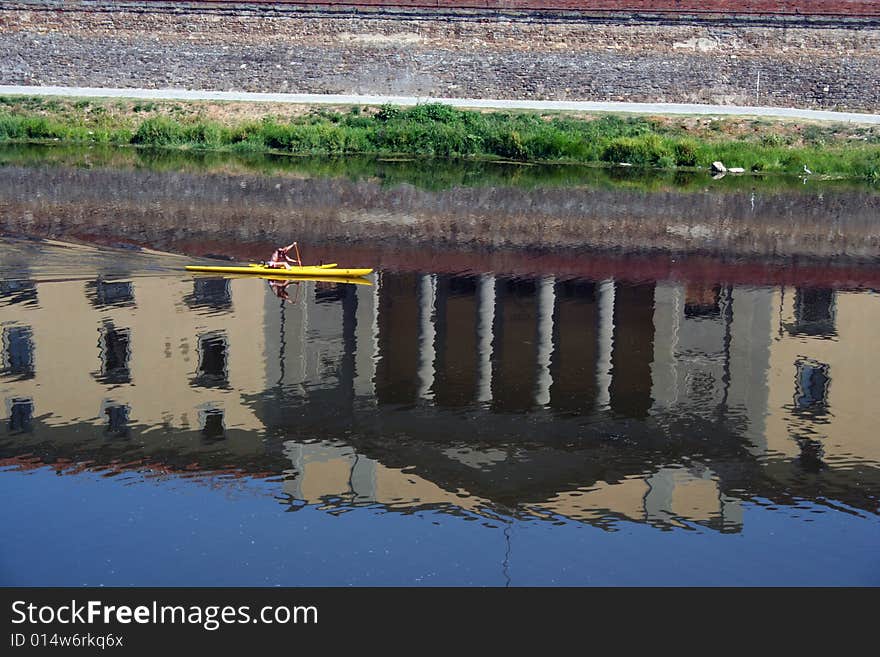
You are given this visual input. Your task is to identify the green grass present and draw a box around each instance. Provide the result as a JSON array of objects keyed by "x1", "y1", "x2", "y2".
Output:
[
  {"x1": 1, "y1": 96, "x2": 879, "y2": 180},
  {"x1": 5, "y1": 142, "x2": 875, "y2": 197}
]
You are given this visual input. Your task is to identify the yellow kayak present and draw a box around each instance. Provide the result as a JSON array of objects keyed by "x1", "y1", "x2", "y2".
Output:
[
  {"x1": 186, "y1": 264, "x2": 373, "y2": 278},
  {"x1": 248, "y1": 262, "x2": 337, "y2": 269},
  {"x1": 191, "y1": 272, "x2": 372, "y2": 286}
]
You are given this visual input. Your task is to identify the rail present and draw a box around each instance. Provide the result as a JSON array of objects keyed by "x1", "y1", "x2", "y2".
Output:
[{"x1": 42, "y1": 0, "x2": 880, "y2": 18}]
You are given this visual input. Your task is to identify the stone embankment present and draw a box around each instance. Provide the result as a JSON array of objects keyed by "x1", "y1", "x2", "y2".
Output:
[
  {"x1": 1, "y1": 164, "x2": 878, "y2": 262},
  {"x1": 1, "y1": 1, "x2": 879, "y2": 111}
]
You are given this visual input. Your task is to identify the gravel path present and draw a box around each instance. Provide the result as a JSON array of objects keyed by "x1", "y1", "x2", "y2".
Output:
[{"x1": 3, "y1": 85, "x2": 880, "y2": 124}]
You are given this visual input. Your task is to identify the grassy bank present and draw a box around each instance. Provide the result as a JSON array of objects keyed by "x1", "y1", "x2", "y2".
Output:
[{"x1": 1, "y1": 95, "x2": 879, "y2": 180}]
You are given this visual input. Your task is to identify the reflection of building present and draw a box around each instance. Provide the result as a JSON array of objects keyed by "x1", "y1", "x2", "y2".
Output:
[
  {"x1": 765, "y1": 287, "x2": 880, "y2": 471},
  {"x1": 651, "y1": 282, "x2": 774, "y2": 453},
  {"x1": 2, "y1": 268, "x2": 879, "y2": 532},
  {"x1": 0, "y1": 279, "x2": 37, "y2": 308},
  {"x1": 1, "y1": 276, "x2": 266, "y2": 450},
  {"x1": 1, "y1": 324, "x2": 35, "y2": 380},
  {"x1": 538, "y1": 466, "x2": 742, "y2": 533}
]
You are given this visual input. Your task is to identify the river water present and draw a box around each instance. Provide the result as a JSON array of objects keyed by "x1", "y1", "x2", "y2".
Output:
[{"x1": 1, "y1": 147, "x2": 878, "y2": 586}]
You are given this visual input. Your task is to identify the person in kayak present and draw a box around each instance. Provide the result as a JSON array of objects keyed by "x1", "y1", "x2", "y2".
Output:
[{"x1": 266, "y1": 242, "x2": 301, "y2": 269}]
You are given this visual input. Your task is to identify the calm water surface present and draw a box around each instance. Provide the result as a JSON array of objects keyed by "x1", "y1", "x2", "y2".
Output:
[{"x1": 1, "y1": 153, "x2": 878, "y2": 586}]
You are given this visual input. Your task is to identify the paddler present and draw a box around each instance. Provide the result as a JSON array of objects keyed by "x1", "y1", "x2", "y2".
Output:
[{"x1": 267, "y1": 242, "x2": 302, "y2": 269}]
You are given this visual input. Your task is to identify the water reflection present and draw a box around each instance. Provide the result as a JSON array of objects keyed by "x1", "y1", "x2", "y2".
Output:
[
  {"x1": 185, "y1": 277, "x2": 232, "y2": 314},
  {"x1": 193, "y1": 331, "x2": 230, "y2": 389},
  {"x1": 200, "y1": 405, "x2": 226, "y2": 442},
  {"x1": 94, "y1": 323, "x2": 131, "y2": 385},
  {"x1": 86, "y1": 279, "x2": 135, "y2": 308},
  {"x1": 6, "y1": 397, "x2": 33, "y2": 434},
  {"x1": 1, "y1": 325, "x2": 35, "y2": 380},
  {"x1": 1, "y1": 252, "x2": 878, "y2": 534},
  {"x1": 788, "y1": 287, "x2": 836, "y2": 337},
  {"x1": 0, "y1": 279, "x2": 37, "y2": 307},
  {"x1": 102, "y1": 401, "x2": 131, "y2": 439},
  {"x1": 794, "y1": 358, "x2": 830, "y2": 417}
]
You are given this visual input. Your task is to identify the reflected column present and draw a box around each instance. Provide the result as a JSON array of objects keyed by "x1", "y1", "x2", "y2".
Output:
[
  {"x1": 534, "y1": 276, "x2": 555, "y2": 407},
  {"x1": 595, "y1": 279, "x2": 615, "y2": 411},
  {"x1": 608, "y1": 282, "x2": 656, "y2": 418},
  {"x1": 728, "y1": 285, "x2": 773, "y2": 457},
  {"x1": 417, "y1": 274, "x2": 437, "y2": 401},
  {"x1": 476, "y1": 274, "x2": 496, "y2": 405},
  {"x1": 650, "y1": 283, "x2": 683, "y2": 410},
  {"x1": 340, "y1": 284, "x2": 358, "y2": 407},
  {"x1": 720, "y1": 493, "x2": 744, "y2": 533},
  {"x1": 354, "y1": 274, "x2": 379, "y2": 400},
  {"x1": 350, "y1": 454, "x2": 378, "y2": 503},
  {"x1": 282, "y1": 441, "x2": 304, "y2": 501},
  {"x1": 299, "y1": 283, "x2": 310, "y2": 386}
]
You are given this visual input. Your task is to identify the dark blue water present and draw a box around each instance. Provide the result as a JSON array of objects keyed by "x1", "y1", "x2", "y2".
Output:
[{"x1": 3, "y1": 467, "x2": 877, "y2": 586}]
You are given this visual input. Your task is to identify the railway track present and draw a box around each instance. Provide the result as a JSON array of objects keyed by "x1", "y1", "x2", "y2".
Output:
[{"x1": 9, "y1": 0, "x2": 880, "y2": 18}]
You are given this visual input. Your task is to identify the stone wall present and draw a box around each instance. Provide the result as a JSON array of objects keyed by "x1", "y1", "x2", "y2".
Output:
[
  {"x1": 2, "y1": 164, "x2": 878, "y2": 261},
  {"x1": 1, "y1": 1, "x2": 879, "y2": 110}
]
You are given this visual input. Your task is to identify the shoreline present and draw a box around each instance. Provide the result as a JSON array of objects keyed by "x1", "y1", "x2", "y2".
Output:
[{"x1": 2, "y1": 93, "x2": 879, "y2": 180}]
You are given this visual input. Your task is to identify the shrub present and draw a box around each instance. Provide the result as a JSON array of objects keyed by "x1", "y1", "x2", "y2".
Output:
[
  {"x1": 227, "y1": 122, "x2": 263, "y2": 144},
  {"x1": 848, "y1": 151, "x2": 880, "y2": 181},
  {"x1": 0, "y1": 114, "x2": 26, "y2": 139},
  {"x1": 600, "y1": 134, "x2": 672, "y2": 167},
  {"x1": 375, "y1": 104, "x2": 402, "y2": 122},
  {"x1": 404, "y1": 103, "x2": 464, "y2": 125},
  {"x1": 131, "y1": 117, "x2": 187, "y2": 146},
  {"x1": 485, "y1": 129, "x2": 526, "y2": 160},
  {"x1": 673, "y1": 140, "x2": 699, "y2": 167},
  {"x1": 781, "y1": 152, "x2": 806, "y2": 171},
  {"x1": 184, "y1": 122, "x2": 224, "y2": 147},
  {"x1": 132, "y1": 102, "x2": 157, "y2": 113}
]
